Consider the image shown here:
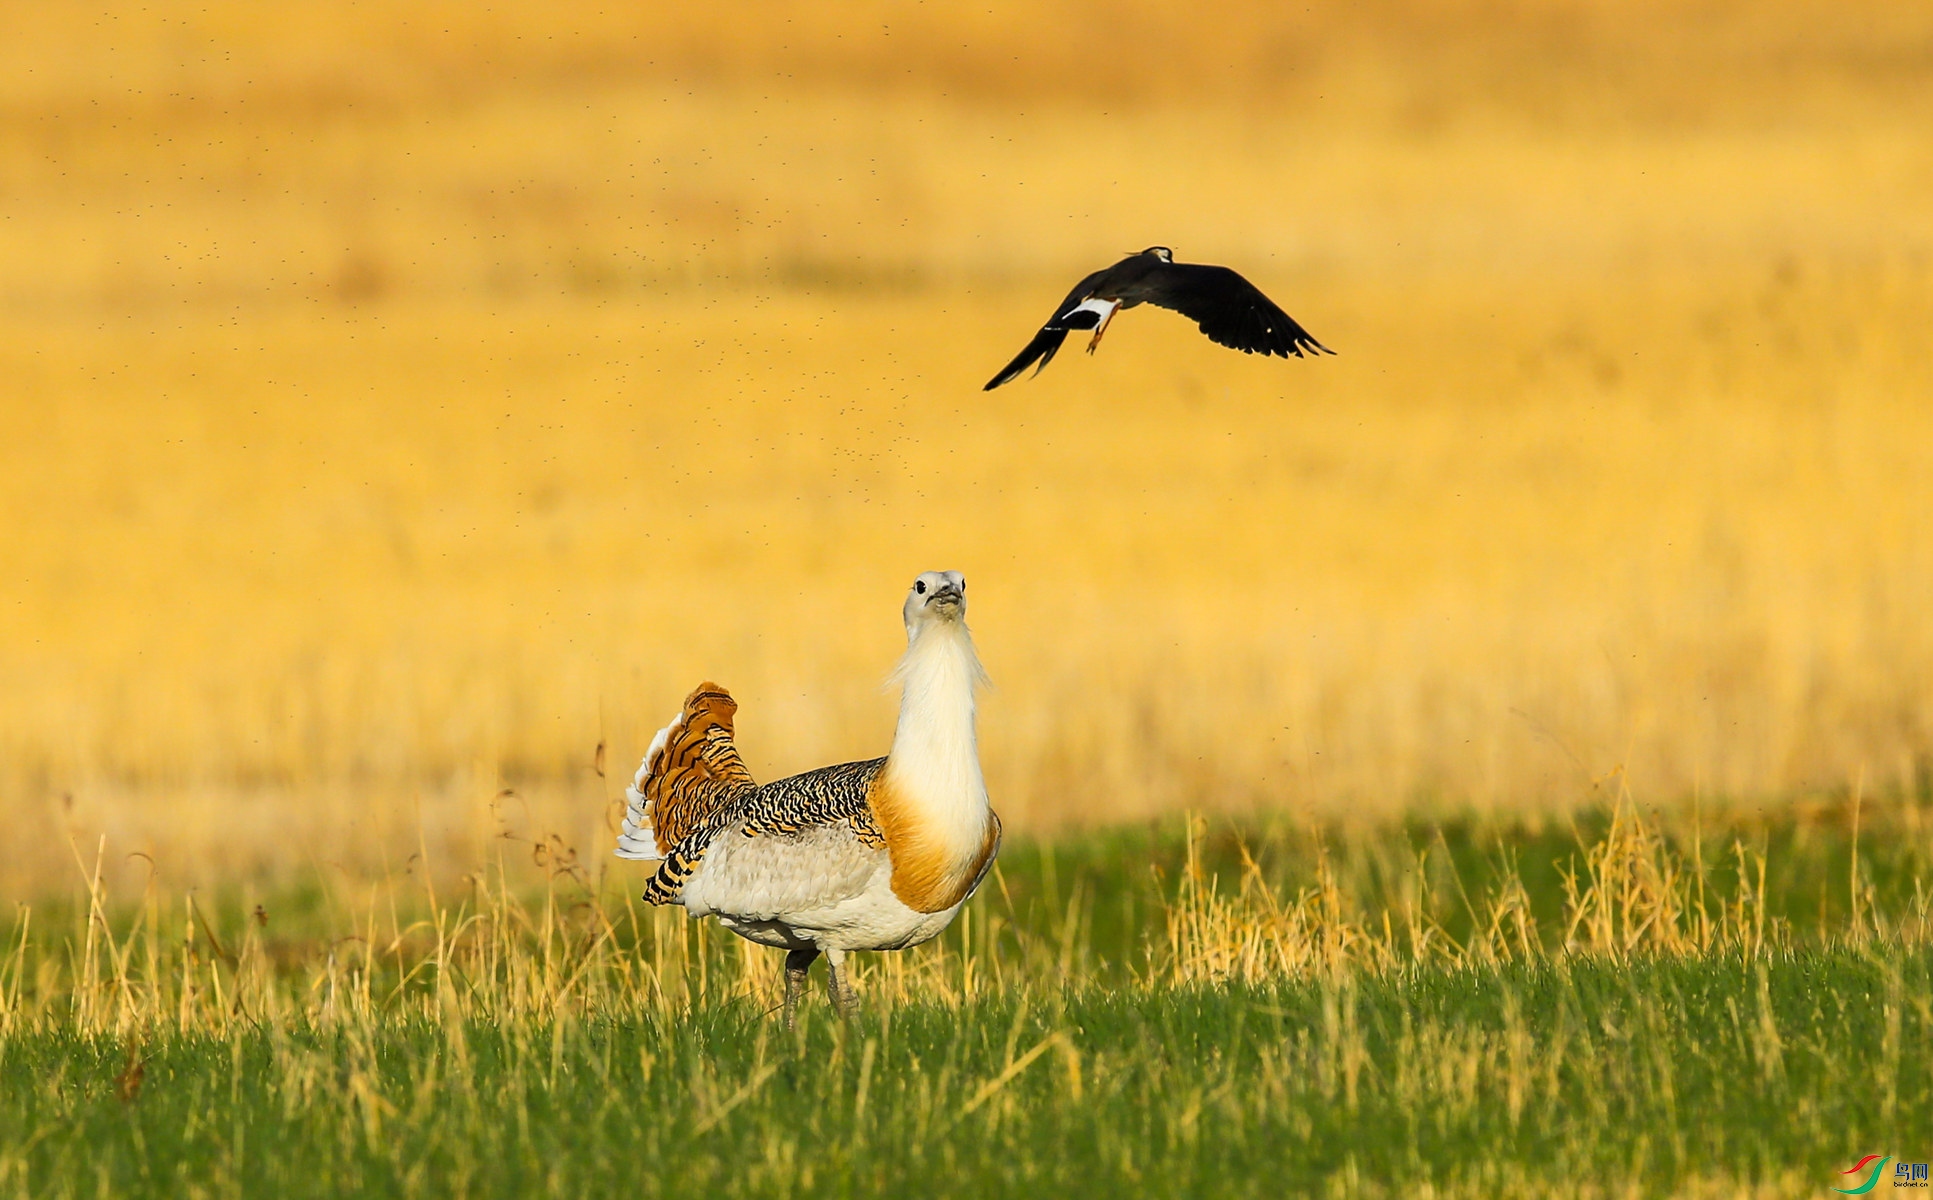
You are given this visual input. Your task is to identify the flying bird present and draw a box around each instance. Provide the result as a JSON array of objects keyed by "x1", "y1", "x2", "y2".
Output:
[
  {"x1": 616, "y1": 571, "x2": 999, "y2": 1023},
  {"x1": 984, "y1": 246, "x2": 1333, "y2": 389}
]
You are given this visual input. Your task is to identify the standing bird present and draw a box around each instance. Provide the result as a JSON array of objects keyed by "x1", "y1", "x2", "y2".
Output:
[
  {"x1": 616, "y1": 571, "x2": 1000, "y2": 1023},
  {"x1": 984, "y1": 246, "x2": 1333, "y2": 389}
]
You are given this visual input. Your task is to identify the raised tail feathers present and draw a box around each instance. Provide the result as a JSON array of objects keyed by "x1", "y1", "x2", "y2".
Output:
[{"x1": 616, "y1": 683, "x2": 757, "y2": 861}]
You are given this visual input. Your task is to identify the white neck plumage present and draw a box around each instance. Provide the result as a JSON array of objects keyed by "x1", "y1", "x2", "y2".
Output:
[{"x1": 882, "y1": 618, "x2": 990, "y2": 850}]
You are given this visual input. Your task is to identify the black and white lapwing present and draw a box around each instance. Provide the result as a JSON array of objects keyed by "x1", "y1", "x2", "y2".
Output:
[{"x1": 983, "y1": 247, "x2": 1333, "y2": 390}]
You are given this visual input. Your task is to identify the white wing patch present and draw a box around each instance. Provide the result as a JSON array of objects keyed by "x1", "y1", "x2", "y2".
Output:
[{"x1": 1059, "y1": 296, "x2": 1120, "y2": 328}]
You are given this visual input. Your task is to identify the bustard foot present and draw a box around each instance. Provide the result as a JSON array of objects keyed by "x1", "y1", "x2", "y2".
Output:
[
  {"x1": 825, "y1": 948, "x2": 860, "y2": 1019},
  {"x1": 782, "y1": 947, "x2": 820, "y2": 1030}
]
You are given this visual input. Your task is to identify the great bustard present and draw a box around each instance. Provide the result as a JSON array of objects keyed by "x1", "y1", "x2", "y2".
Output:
[
  {"x1": 984, "y1": 246, "x2": 1333, "y2": 389},
  {"x1": 616, "y1": 571, "x2": 1000, "y2": 1022}
]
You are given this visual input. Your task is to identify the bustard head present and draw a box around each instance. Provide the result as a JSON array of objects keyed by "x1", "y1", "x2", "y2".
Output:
[
  {"x1": 1140, "y1": 246, "x2": 1174, "y2": 263},
  {"x1": 903, "y1": 570, "x2": 966, "y2": 634}
]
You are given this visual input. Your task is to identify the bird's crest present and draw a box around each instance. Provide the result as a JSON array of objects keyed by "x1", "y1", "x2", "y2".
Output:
[{"x1": 616, "y1": 683, "x2": 757, "y2": 860}]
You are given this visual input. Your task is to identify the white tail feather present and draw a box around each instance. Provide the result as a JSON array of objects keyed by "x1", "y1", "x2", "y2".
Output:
[{"x1": 613, "y1": 713, "x2": 678, "y2": 861}]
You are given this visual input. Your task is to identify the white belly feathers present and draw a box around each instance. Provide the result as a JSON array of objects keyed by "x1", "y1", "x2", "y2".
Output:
[{"x1": 681, "y1": 820, "x2": 975, "y2": 953}]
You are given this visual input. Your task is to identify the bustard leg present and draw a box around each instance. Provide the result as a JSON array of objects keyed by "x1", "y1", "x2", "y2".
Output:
[
  {"x1": 782, "y1": 948, "x2": 820, "y2": 1029},
  {"x1": 1085, "y1": 300, "x2": 1121, "y2": 354},
  {"x1": 825, "y1": 948, "x2": 859, "y2": 1018}
]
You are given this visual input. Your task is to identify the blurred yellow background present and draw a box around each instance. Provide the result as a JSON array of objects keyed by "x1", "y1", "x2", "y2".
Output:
[{"x1": 3, "y1": 1, "x2": 1931, "y2": 896}]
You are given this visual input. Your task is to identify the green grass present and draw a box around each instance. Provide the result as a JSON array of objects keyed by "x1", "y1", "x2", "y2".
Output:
[
  {"x1": 3, "y1": 802, "x2": 1930, "y2": 1198},
  {"x1": 3, "y1": 949, "x2": 1928, "y2": 1197}
]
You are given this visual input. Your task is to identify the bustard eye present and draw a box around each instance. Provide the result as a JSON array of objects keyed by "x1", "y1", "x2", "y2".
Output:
[{"x1": 915, "y1": 580, "x2": 926, "y2": 594}]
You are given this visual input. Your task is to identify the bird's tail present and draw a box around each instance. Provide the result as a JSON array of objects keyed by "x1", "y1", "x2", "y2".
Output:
[
  {"x1": 616, "y1": 683, "x2": 757, "y2": 860},
  {"x1": 983, "y1": 327, "x2": 1070, "y2": 390}
]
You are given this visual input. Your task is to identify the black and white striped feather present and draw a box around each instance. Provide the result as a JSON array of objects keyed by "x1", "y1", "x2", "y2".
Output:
[{"x1": 640, "y1": 758, "x2": 889, "y2": 906}]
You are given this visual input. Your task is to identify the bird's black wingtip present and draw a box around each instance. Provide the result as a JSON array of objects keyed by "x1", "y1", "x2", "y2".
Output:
[
  {"x1": 983, "y1": 327, "x2": 1067, "y2": 391},
  {"x1": 983, "y1": 360, "x2": 1023, "y2": 390},
  {"x1": 982, "y1": 361, "x2": 1027, "y2": 390}
]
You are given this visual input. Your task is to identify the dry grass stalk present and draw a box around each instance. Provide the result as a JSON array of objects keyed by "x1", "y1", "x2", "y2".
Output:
[{"x1": 5, "y1": 796, "x2": 1926, "y2": 1042}]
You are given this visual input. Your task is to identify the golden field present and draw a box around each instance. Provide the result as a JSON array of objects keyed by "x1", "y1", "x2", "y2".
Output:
[{"x1": 3, "y1": 0, "x2": 1932, "y2": 897}]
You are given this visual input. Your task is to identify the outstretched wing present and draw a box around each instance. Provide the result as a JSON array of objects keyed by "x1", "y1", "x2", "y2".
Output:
[
  {"x1": 983, "y1": 326, "x2": 1071, "y2": 390},
  {"x1": 616, "y1": 683, "x2": 757, "y2": 862},
  {"x1": 1149, "y1": 264, "x2": 1333, "y2": 358},
  {"x1": 983, "y1": 267, "x2": 1114, "y2": 390}
]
